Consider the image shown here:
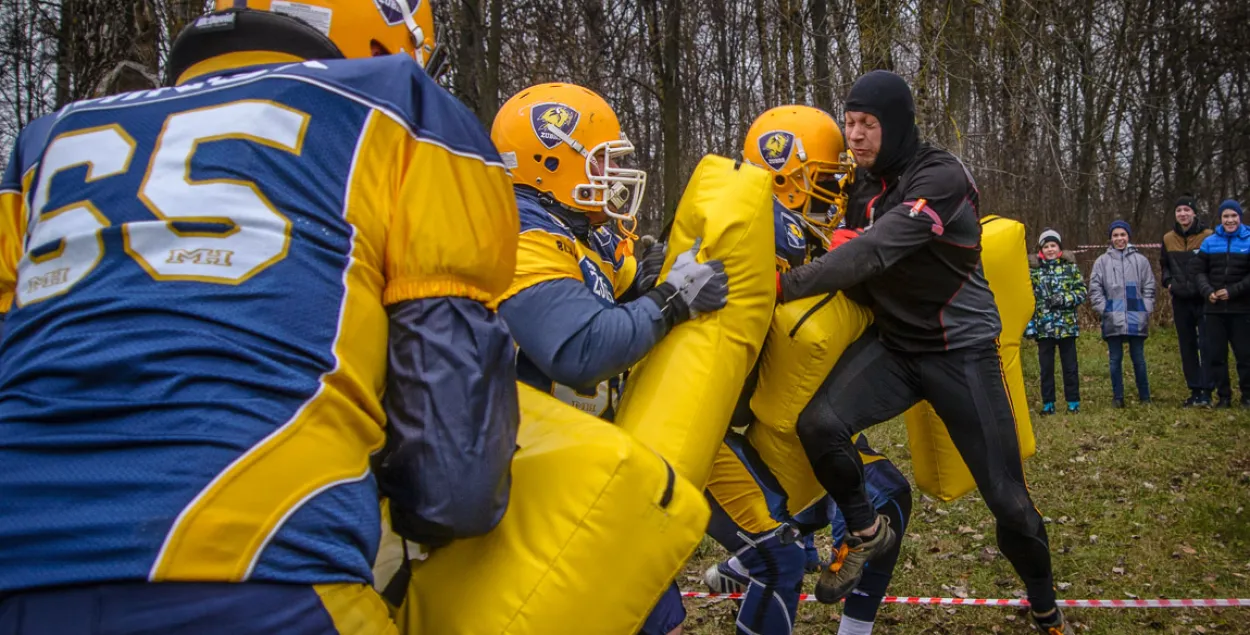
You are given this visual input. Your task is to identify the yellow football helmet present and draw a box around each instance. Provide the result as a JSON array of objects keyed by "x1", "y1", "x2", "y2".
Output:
[
  {"x1": 491, "y1": 83, "x2": 646, "y2": 221},
  {"x1": 210, "y1": 0, "x2": 440, "y2": 67},
  {"x1": 743, "y1": 105, "x2": 855, "y2": 233}
]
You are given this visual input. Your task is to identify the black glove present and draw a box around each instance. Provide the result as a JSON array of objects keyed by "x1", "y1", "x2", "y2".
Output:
[{"x1": 634, "y1": 240, "x2": 667, "y2": 295}]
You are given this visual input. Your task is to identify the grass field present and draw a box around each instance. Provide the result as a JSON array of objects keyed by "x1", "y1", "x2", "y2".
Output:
[{"x1": 679, "y1": 331, "x2": 1250, "y2": 634}]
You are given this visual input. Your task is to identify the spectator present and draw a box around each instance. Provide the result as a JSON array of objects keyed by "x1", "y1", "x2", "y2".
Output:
[
  {"x1": 1161, "y1": 195, "x2": 1214, "y2": 406},
  {"x1": 1027, "y1": 229, "x2": 1086, "y2": 415},
  {"x1": 1089, "y1": 219, "x2": 1155, "y2": 408},
  {"x1": 1193, "y1": 200, "x2": 1250, "y2": 409}
]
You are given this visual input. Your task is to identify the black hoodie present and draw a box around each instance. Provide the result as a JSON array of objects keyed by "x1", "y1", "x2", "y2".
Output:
[{"x1": 780, "y1": 71, "x2": 1001, "y2": 353}]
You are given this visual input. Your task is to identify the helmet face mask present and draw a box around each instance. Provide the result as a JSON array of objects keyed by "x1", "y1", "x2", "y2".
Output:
[
  {"x1": 573, "y1": 138, "x2": 647, "y2": 220},
  {"x1": 793, "y1": 151, "x2": 855, "y2": 229},
  {"x1": 493, "y1": 84, "x2": 647, "y2": 222}
]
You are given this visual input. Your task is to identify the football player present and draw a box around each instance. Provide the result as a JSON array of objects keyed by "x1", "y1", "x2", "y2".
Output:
[
  {"x1": 489, "y1": 82, "x2": 730, "y2": 635},
  {"x1": 0, "y1": 1, "x2": 518, "y2": 633},
  {"x1": 701, "y1": 105, "x2": 909, "y2": 635}
]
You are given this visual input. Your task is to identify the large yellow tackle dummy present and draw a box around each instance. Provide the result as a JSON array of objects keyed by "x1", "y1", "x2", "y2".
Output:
[
  {"x1": 903, "y1": 214, "x2": 1037, "y2": 500},
  {"x1": 389, "y1": 386, "x2": 709, "y2": 634},
  {"x1": 390, "y1": 82, "x2": 775, "y2": 635},
  {"x1": 614, "y1": 154, "x2": 778, "y2": 490}
]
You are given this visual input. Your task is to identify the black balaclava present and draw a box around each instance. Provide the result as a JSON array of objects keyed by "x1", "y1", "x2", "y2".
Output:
[{"x1": 844, "y1": 70, "x2": 921, "y2": 180}]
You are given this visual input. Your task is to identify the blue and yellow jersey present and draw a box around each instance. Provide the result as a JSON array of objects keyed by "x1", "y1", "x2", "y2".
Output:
[
  {"x1": 493, "y1": 191, "x2": 637, "y2": 416},
  {"x1": 774, "y1": 200, "x2": 809, "y2": 272},
  {"x1": 0, "y1": 53, "x2": 517, "y2": 592},
  {"x1": 497, "y1": 191, "x2": 635, "y2": 307}
]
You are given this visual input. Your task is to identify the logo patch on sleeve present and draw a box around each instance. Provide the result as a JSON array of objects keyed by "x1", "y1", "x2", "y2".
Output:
[
  {"x1": 530, "y1": 103, "x2": 581, "y2": 149},
  {"x1": 757, "y1": 130, "x2": 796, "y2": 171}
]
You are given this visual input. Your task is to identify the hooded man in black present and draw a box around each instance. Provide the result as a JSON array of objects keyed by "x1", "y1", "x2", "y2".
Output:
[{"x1": 779, "y1": 71, "x2": 1070, "y2": 635}]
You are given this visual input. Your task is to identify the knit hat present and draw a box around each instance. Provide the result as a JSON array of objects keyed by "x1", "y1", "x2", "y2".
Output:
[
  {"x1": 1108, "y1": 219, "x2": 1131, "y2": 237},
  {"x1": 1174, "y1": 195, "x2": 1198, "y2": 212},
  {"x1": 1038, "y1": 228, "x2": 1062, "y2": 249},
  {"x1": 1218, "y1": 199, "x2": 1243, "y2": 219}
]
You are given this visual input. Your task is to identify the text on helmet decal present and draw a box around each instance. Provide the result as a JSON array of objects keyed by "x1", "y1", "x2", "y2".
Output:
[
  {"x1": 530, "y1": 103, "x2": 581, "y2": 149},
  {"x1": 272, "y1": 1, "x2": 332, "y2": 36},
  {"x1": 758, "y1": 130, "x2": 796, "y2": 171}
]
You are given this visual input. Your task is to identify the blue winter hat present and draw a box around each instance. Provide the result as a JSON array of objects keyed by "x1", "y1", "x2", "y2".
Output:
[
  {"x1": 1108, "y1": 219, "x2": 1131, "y2": 237},
  {"x1": 1218, "y1": 199, "x2": 1243, "y2": 219}
]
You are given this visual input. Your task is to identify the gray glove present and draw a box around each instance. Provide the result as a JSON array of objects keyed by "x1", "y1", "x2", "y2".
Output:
[{"x1": 662, "y1": 238, "x2": 729, "y2": 317}]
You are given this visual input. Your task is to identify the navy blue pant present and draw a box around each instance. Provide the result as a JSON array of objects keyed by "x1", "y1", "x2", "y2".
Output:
[
  {"x1": 640, "y1": 582, "x2": 686, "y2": 635},
  {"x1": 0, "y1": 582, "x2": 362, "y2": 635},
  {"x1": 1106, "y1": 335, "x2": 1150, "y2": 401},
  {"x1": 706, "y1": 500, "x2": 806, "y2": 635}
]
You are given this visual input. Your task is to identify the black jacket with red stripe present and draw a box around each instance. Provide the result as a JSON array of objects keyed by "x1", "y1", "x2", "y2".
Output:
[{"x1": 781, "y1": 143, "x2": 1002, "y2": 352}]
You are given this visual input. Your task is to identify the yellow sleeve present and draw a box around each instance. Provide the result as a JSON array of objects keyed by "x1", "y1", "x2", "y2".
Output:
[
  {"x1": 0, "y1": 186, "x2": 27, "y2": 313},
  {"x1": 490, "y1": 230, "x2": 583, "y2": 308},
  {"x1": 378, "y1": 117, "x2": 520, "y2": 306}
]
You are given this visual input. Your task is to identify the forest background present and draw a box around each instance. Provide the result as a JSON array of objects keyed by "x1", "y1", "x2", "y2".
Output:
[{"x1": 2, "y1": 0, "x2": 1248, "y2": 245}]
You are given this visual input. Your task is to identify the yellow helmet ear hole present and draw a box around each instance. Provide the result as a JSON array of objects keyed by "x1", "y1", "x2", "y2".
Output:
[
  {"x1": 543, "y1": 157, "x2": 560, "y2": 172},
  {"x1": 774, "y1": 175, "x2": 786, "y2": 186}
]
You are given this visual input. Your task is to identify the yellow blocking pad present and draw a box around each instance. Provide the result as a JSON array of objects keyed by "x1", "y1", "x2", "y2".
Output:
[
  {"x1": 741, "y1": 292, "x2": 873, "y2": 518},
  {"x1": 750, "y1": 292, "x2": 874, "y2": 435},
  {"x1": 400, "y1": 384, "x2": 710, "y2": 635},
  {"x1": 615, "y1": 154, "x2": 776, "y2": 491},
  {"x1": 904, "y1": 214, "x2": 1037, "y2": 501}
]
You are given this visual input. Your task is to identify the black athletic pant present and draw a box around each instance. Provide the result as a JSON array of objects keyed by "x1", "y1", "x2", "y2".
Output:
[
  {"x1": 796, "y1": 330, "x2": 1057, "y2": 613},
  {"x1": 1203, "y1": 312, "x2": 1250, "y2": 400},
  {"x1": 1037, "y1": 337, "x2": 1079, "y2": 404},
  {"x1": 1173, "y1": 298, "x2": 1209, "y2": 393}
]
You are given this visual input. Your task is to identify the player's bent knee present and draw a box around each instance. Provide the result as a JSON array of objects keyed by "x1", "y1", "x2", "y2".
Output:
[{"x1": 795, "y1": 409, "x2": 853, "y2": 457}]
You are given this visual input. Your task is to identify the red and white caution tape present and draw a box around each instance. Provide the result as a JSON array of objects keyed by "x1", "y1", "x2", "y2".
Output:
[
  {"x1": 1072, "y1": 243, "x2": 1162, "y2": 251},
  {"x1": 681, "y1": 592, "x2": 1249, "y2": 608}
]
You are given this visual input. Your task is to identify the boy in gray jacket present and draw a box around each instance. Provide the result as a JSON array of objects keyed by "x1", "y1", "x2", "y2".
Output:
[{"x1": 1089, "y1": 219, "x2": 1156, "y2": 407}]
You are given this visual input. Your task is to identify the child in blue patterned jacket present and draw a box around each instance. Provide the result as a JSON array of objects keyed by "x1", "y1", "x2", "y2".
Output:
[
  {"x1": 1089, "y1": 219, "x2": 1157, "y2": 407},
  {"x1": 1027, "y1": 229, "x2": 1087, "y2": 414}
]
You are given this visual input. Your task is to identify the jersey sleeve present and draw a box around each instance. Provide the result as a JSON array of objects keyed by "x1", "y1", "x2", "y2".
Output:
[
  {"x1": 378, "y1": 72, "x2": 519, "y2": 307},
  {"x1": 492, "y1": 228, "x2": 582, "y2": 306},
  {"x1": 1, "y1": 142, "x2": 28, "y2": 314}
]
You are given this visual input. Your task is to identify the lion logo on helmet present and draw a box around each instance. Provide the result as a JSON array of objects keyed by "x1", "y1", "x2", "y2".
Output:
[
  {"x1": 531, "y1": 103, "x2": 581, "y2": 149},
  {"x1": 374, "y1": 0, "x2": 415, "y2": 25},
  {"x1": 758, "y1": 131, "x2": 796, "y2": 171}
]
